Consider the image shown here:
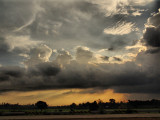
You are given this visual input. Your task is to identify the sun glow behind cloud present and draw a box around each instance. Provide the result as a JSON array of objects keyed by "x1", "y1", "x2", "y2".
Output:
[{"x1": 0, "y1": 89, "x2": 128, "y2": 106}]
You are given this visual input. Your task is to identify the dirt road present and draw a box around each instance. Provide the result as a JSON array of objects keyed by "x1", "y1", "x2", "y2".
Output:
[{"x1": 0, "y1": 114, "x2": 160, "y2": 120}]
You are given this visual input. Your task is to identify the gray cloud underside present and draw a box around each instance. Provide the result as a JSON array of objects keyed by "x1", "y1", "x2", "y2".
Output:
[{"x1": 0, "y1": 47, "x2": 160, "y2": 94}]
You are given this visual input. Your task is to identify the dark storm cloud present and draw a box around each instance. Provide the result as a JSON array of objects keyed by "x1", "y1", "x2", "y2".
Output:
[
  {"x1": 145, "y1": 48, "x2": 160, "y2": 54},
  {"x1": 115, "y1": 50, "x2": 160, "y2": 94},
  {"x1": 0, "y1": 66, "x2": 25, "y2": 82},
  {"x1": 0, "y1": 62, "x2": 61, "y2": 92},
  {"x1": 129, "y1": 8, "x2": 160, "y2": 93},
  {"x1": 0, "y1": 56, "x2": 159, "y2": 94},
  {"x1": 143, "y1": 26, "x2": 160, "y2": 47},
  {"x1": 126, "y1": 8, "x2": 160, "y2": 94},
  {"x1": 143, "y1": 9, "x2": 160, "y2": 47},
  {"x1": 29, "y1": 62, "x2": 60, "y2": 77},
  {"x1": 153, "y1": 0, "x2": 160, "y2": 12},
  {"x1": 0, "y1": 37, "x2": 26, "y2": 66}
]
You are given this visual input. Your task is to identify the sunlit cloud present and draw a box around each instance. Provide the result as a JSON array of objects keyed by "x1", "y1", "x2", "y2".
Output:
[
  {"x1": 24, "y1": 44, "x2": 53, "y2": 67},
  {"x1": 104, "y1": 22, "x2": 138, "y2": 35},
  {"x1": 5, "y1": 35, "x2": 41, "y2": 51},
  {"x1": 125, "y1": 41, "x2": 147, "y2": 52},
  {"x1": 129, "y1": 0, "x2": 154, "y2": 6},
  {"x1": 90, "y1": 0, "x2": 153, "y2": 16}
]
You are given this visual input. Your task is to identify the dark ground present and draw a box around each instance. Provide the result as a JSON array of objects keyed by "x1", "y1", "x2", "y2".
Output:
[{"x1": 0, "y1": 114, "x2": 160, "y2": 120}]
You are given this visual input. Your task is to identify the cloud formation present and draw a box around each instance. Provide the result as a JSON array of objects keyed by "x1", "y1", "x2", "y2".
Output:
[
  {"x1": 76, "y1": 46, "x2": 93, "y2": 63},
  {"x1": 2, "y1": 0, "x2": 151, "y2": 51},
  {"x1": 25, "y1": 44, "x2": 52, "y2": 67},
  {"x1": 0, "y1": 41, "x2": 160, "y2": 95},
  {"x1": 143, "y1": 9, "x2": 160, "y2": 47},
  {"x1": 104, "y1": 22, "x2": 138, "y2": 35},
  {"x1": 0, "y1": 0, "x2": 160, "y2": 100}
]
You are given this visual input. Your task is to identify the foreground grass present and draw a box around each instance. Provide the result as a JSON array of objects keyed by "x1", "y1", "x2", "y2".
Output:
[{"x1": 0, "y1": 108, "x2": 160, "y2": 116}]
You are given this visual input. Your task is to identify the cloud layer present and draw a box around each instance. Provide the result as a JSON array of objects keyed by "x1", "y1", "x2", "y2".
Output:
[{"x1": 0, "y1": 0, "x2": 160, "y2": 99}]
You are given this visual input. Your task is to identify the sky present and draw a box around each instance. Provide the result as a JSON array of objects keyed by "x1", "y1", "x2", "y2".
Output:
[{"x1": 0, "y1": 0, "x2": 160, "y2": 106}]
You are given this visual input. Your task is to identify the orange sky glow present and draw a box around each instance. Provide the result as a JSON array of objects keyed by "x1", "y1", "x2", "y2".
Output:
[{"x1": 0, "y1": 89, "x2": 128, "y2": 106}]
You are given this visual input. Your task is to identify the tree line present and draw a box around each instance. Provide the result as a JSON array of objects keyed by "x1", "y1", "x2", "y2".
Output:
[{"x1": 1, "y1": 99, "x2": 160, "y2": 111}]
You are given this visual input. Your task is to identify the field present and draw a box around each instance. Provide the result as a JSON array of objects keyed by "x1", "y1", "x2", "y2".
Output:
[
  {"x1": 1, "y1": 108, "x2": 160, "y2": 116},
  {"x1": 1, "y1": 108, "x2": 160, "y2": 120},
  {"x1": 0, "y1": 114, "x2": 160, "y2": 120}
]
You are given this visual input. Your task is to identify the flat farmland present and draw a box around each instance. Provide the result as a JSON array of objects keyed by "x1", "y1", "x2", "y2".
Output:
[{"x1": 0, "y1": 114, "x2": 160, "y2": 120}]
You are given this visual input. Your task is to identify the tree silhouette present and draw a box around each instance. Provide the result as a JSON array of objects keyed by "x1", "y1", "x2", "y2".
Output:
[
  {"x1": 109, "y1": 99, "x2": 116, "y2": 108},
  {"x1": 70, "y1": 103, "x2": 76, "y2": 112},
  {"x1": 109, "y1": 99, "x2": 115, "y2": 104},
  {"x1": 35, "y1": 101, "x2": 48, "y2": 110},
  {"x1": 89, "y1": 101, "x2": 98, "y2": 111}
]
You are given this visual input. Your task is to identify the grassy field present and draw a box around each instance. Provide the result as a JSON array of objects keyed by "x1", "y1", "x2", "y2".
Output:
[{"x1": 0, "y1": 108, "x2": 160, "y2": 115}]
